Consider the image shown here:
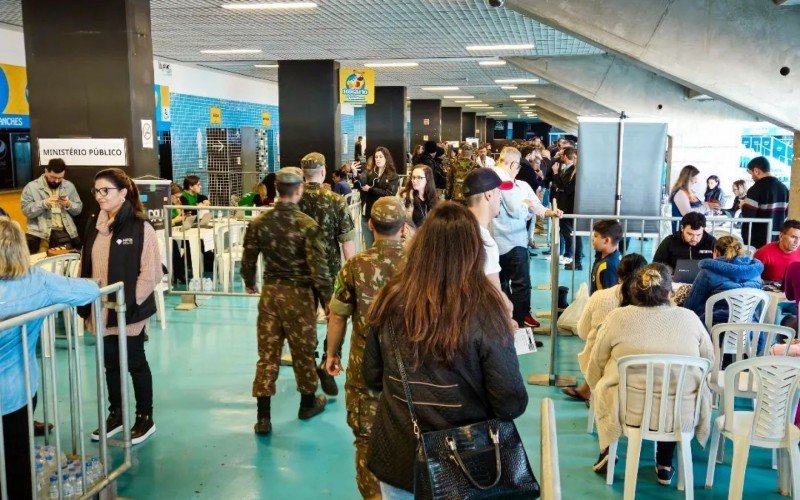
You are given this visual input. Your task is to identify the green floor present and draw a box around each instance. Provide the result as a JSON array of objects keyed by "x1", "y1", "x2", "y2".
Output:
[{"x1": 34, "y1": 246, "x2": 789, "y2": 499}]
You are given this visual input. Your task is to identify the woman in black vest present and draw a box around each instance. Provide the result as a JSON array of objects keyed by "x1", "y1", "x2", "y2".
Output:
[{"x1": 80, "y1": 168, "x2": 162, "y2": 445}]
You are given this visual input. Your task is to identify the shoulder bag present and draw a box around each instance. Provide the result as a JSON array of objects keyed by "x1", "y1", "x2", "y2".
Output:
[{"x1": 387, "y1": 322, "x2": 540, "y2": 499}]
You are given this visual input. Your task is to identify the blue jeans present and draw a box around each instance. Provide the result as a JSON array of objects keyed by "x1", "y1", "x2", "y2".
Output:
[{"x1": 380, "y1": 482, "x2": 414, "y2": 500}]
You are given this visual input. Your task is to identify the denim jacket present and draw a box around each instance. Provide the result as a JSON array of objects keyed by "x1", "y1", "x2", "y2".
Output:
[
  {"x1": 0, "y1": 268, "x2": 99, "y2": 415},
  {"x1": 20, "y1": 175, "x2": 83, "y2": 240}
]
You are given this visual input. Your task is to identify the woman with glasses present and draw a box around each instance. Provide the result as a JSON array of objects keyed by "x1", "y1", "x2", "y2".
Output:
[
  {"x1": 79, "y1": 168, "x2": 163, "y2": 446},
  {"x1": 400, "y1": 165, "x2": 437, "y2": 243}
]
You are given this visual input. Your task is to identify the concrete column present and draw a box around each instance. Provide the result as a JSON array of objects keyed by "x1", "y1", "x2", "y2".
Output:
[
  {"x1": 441, "y1": 107, "x2": 462, "y2": 142},
  {"x1": 279, "y1": 60, "x2": 341, "y2": 178},
  {"x1": 506, "y1": 0, "x2": 800, "y2": 131},
  {"x1": 485, "y1": 118, "x2": 497, "y2": 142},
  {"x1": 476, "y1": 116, "x2": 487, "y2": 143},
  {"x1": 366, "y1": 86, "x2": 407, "y2": 173},
  {"x1": 22, "y1": 0, "x2": 157, "y2": 212},
  {"x1": 790, "y1": 131, "x2": 800, "y2": 220},
  {"x1": 410, "y1": 100, "x2": 441, "y2": 145},
  {"x1": 461, "y1": 112, "x2": 476, "y2": 141}
]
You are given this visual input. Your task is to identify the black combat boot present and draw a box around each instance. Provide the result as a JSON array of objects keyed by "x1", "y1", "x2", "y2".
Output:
[
  {"x1": 255, "y1": 397, "x2": 271, "y2": 435},
  {"x1": 298, "y1": 393, "x2": 327, "y2": 420},
  {"x1": 316, "y1": 355, "x2": 339, "y2": 396},
  {"x1": 558, "y1": 286, "x2": 570, "y2": 311}
]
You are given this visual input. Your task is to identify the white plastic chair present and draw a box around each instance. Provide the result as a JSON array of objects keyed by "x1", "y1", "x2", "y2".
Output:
[
  {"x1": 704, "y1": 357, "x2": 800, "y2": 499},
  {"x1": 606, "y1": 354, "x2": 711, "y2": 500},
  {"x1": 703, "y1": 288, "x2": 770, "y2": 332},
  {"x1": 212, "y1": 222, "x2": 248, "y2": 292}
]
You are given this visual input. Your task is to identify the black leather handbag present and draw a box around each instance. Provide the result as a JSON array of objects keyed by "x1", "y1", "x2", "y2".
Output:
[{"x1": 387, "y1": 322, "x2": 540, "y2": 499}]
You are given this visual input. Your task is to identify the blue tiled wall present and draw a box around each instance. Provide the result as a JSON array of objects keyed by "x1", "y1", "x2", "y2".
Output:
[
  {"x1": 341, "y1": 112, "x2": 354, "y2": 166},
  {"x1": 354, "y1": 107, "x2": 366, "y2": 144},
  {"x1": 167, "y1": 93, "x2": 280, "y2": 182}
]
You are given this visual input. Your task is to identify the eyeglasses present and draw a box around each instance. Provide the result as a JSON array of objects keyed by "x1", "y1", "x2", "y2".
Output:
[
  {"x1": 91, "y1": 187, "x2": 122, "y2": 197},
  {"x1": 411, "y1": 176, "x2": 426, "y2": 180}
]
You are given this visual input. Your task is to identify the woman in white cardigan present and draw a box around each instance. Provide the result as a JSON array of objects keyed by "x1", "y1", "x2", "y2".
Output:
[
  {"x1": 587, "y1": 263, "x2": 714, "y2": 486},
  {"x1": 566, "y1": 254, "x2": 648, "y2": 403}
]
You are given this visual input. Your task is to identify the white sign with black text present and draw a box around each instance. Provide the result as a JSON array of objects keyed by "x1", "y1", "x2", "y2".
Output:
[
  {"x1": 38, "y1": 138, "x2": 128, "y2": 166},
  {"x1": 514, "y1": 327, "x2": 537, "y2": 356}
]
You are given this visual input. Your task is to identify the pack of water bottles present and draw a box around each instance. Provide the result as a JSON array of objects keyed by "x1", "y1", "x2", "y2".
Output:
[{"x1": 34, "y1": 444, "x2": 105, "y2": 499}]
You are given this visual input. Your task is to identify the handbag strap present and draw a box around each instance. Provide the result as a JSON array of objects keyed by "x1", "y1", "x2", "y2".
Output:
[{"x1": 387, "y1": 320, "x2": 421, "y2": 438}]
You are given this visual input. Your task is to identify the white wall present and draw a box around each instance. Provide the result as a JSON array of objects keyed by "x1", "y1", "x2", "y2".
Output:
[
  {"x1": 0, "y1": 24, "x2": 25, "y2": 65},
  {"x1": 153, "y1": 59, "x2": 278, "y2": 105}
]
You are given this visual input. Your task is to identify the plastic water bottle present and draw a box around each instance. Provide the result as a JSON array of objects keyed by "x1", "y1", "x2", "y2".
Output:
[
  {"x1": 189, "y1": 277, "x2": 200, "y2": 292},
  {"x1": 34, "y1": 462, "x2": 44, "y2": 494},
  {"x1": 61, "y1": 474, "x2": 73, "y2": 499},
  {"x1": 48, "y1": 475, "x2": 59, "y2": 499},
  {"x1": 73, "y1": 472, "x2": 84, "y2": 497},
  {"x1": 202, "y1": 277, "x2": 213, "y2": 292}
]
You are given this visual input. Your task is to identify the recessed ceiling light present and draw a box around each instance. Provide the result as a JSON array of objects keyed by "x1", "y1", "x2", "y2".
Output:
[
  {"x1": 364, "y1": 62, "x2": 419, "y2": 68},
  {"x1": 479, "y1": 60, "x2": 507, "y2": 66},
  {"x1": 221, "y1": 2, "x2": 317, "y2": 10},
  {"x1": 454, "y1": 100, "x2": 481, "y2": 103},
  {"x1": 443, "y1": 95, "x2": 474, "y2": 99},
  {"x1": 201, "y1": 49, "x2": 263, "y2": 54},
  {"x1": 254, "y1": 64, "x2": 279, "y2": 68},
  {"x1": 421, "y1": 86, "x2": 459, "y2": 91},
  {"x1": 510, "y1": 94, "x2": 537, "y2": 98},
  {"x1": 500, "y1": 86, "x2": 518, "y2": 90},
  {"x1": 466, "y1": 44, "x2": 535, "y2": 51},
  {"x1": 466, "y1": 105, "x2": 492, "y2": 108},
  {"x1": 495, "y1": 79, "x2": 539, "y2": 84},
  {"x1": 513, "y1": 99, "x2": 527, "y2": 103}
]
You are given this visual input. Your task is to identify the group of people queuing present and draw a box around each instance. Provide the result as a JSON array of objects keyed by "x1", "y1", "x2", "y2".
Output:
[{"x1": 3, "y1": 162, "x2": 164, "y2": 498}]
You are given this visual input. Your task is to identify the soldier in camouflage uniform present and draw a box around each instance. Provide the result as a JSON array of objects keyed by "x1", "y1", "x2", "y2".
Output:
[
  {"x1": 324, "y1": 197, "x2": 407, "y2": 499},
  {"x1": 446, "y1": 143, "x2": 479, "y2": 202},
  {"x1": 297, "y1": 152, "x2": 356, "y2": 396},
  {"x1": 241, "y1": 167, "x2": 332, "y2": 436}
]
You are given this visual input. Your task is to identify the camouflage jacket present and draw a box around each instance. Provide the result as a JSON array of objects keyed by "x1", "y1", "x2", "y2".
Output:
[
  {"x1": 241, "y1": 201, "x2": 332, "y2": 304},
  {"x1": 446, "y1": 157, "x2": 479, "y2": 201},
  {"x1": 329, "y1": 239, "x2": 405, "y2": 393},
  {"x1": 298, "y1": 182, "x2": 356, "y2": 276}
]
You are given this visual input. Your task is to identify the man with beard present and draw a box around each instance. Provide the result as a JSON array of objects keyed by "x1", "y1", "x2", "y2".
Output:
[{"x1": 21, "y1": 158, "x2": 83, "y2": 253}]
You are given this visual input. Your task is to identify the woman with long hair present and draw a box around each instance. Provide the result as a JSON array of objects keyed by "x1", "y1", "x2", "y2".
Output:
[
  {"x1": 261, "y1": 172, "x2": 277, "y2": 206},
  {"x1": 669, "y1": 165, "x2": 719, "y2": 232},
  {"x1": 79, "y1": 168, "x2": 163, "y2": 445},
  {"x1": 360, "y1": 147, "x2": 401, "y2": 248},
  {"x1": 399, "y1": 164, "x2": 437, "y2": 233},
  {"x1": 0, "y1": 218, "x2": 99, "y2": 499},
  {"x1": 363, "y1": 202, "x2": 528, "y2": 498}
]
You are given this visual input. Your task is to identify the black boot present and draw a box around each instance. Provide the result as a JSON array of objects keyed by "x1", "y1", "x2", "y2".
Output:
[
  {"x1": 298, "y1": 393, "x2": 327, "y2": 420},
  {"x1": 131, "y1": 411, "x2": 156, "y2": 445},
  {"x1": 316, "y1": 354, "x2": 339, "y2": 397},
  {"x1": 91, "y1": 408, "x2": 123, "y2": 441},
  {"x1": 558, "y1": 286, "x2": 570, "y2": 311},
  {"x1": 254, "y1": 397, "x2": 272, "y2": 435}
]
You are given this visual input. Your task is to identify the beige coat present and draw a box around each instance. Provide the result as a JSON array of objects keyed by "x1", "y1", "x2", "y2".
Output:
[
  {"x1": 576, "y1": 284, "x2": 621, "y2": 377},
  {"x1": 586, "y1": 305, "x2": 715, "y2": 450}
]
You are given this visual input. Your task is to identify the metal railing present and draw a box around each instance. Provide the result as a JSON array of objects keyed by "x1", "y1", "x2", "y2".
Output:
[
  {"x1": 0, "y1": 283, "x2": 131, "y2": 500},
  {"x1": 540, "y1": 398, "x2": 561, "y2": 500}
]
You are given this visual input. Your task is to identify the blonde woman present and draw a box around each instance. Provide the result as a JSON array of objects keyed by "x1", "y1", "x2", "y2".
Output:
[
  {"x1": 0, "y1": 218, "x2": 99, "y2": 499},
  {"x1": 683, "y1": 235, "x2": 763, "y2": 325}
]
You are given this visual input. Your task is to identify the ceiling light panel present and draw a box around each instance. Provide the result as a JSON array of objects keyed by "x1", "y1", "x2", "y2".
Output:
[
  {"x1": 221, "y1": 2, "x2": 317, "y2": 10},
  {"x1": 421, "y1": 86, "x2": 460, "y2": 91},
  {"x1": 478, "y1": 60, "x2": 506, "y2": 66}
]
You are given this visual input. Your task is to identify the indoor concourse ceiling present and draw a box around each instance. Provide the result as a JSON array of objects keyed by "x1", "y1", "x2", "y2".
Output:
[{"x1": 0, "y1": 0, "x2": 604, "y2": 119}]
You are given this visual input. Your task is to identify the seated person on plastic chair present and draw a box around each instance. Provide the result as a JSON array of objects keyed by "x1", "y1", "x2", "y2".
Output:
[
  {"x1": 753, "y1": 219, "x2": 800, "y2": 284},
  {"x1": 563, "y1": 220, "x2": 623, "y2": 403}
]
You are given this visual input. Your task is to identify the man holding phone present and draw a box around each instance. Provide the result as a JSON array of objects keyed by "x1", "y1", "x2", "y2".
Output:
[{"x1": 21, "y1": 158, "x2": 83, "y2": 253}]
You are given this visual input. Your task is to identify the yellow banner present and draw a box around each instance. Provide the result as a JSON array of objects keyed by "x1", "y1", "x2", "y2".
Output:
[
  {"x1": 339, "y1": 68, "x2": 375, "y2": 105},
  {"x1": 262, "y1": 111, "x2": 271, "y2": 127},
  {"x1": 0, "y1": 63, "x2": 29, "y2": 115},
  {"x1": 210, "y1": 106, "x2": 222, "y2": 124}
]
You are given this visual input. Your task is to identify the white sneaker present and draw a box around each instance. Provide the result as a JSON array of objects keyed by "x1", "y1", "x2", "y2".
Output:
[{"x1": 559, "y1": 256, "x2": 573, "y2": 265}]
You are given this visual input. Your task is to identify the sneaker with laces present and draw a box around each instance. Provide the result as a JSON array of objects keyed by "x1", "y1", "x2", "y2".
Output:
[
  {"x1": 131, "y1": 413, "x2": 156, "y2": 445},
  {"x1": 523, "y1": 314, "x2": 541, "y2": 328},
  {"x1": 656, "y1": 466, "x2": 674, "y2": 485},
  {"x1": 559, "y1": 256, "x2": 573, "y2": 265},
  {"x1": 91, "y1": 409, "x2": 123, "y2": 441}
]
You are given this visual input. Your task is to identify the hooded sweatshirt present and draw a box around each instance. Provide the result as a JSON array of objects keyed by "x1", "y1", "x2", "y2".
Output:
[
  {"x1": 653, "y1": 231, "x2": 716, "y2": 271},
  {"x1": 683, "y1": 256, "x2": 764, "y2": 325}
]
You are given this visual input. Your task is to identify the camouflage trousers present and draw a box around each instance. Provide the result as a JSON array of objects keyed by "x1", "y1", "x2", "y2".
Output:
[
  {"x1": 252, "y1": 284, "x2": 318, "y2": 397},
  {"x1": 346, "y1": 388, "x2": 380, "y2": 499}
]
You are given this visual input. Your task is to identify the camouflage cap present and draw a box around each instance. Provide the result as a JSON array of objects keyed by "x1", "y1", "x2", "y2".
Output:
[
  {"x1": 301, "y1": 152, "x2": 326, "y2": 173},
  {"x1": 370, "y1": 197, "x2": 406, "y2": 225},
  {"x1": 276, "y1": 166, "x2": 303, "y2": 184}
]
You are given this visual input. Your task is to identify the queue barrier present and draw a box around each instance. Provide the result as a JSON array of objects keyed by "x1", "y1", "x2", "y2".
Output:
[
  {"x1": 540, "y1": 398, "x2": 561, "y2": 500},
  {"x1": 163, "y1": 201, "x2": 363, "y2": 299},
  {"x1": 532, "y1": 209, "x2": 773, "y2": 387},
  {"x1": 0, "y1": 283, "x2": 131, "y2": 500}
]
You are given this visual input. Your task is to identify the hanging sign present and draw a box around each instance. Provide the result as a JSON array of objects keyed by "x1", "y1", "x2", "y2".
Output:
[
  {"x1": 210, "y1": 106, "x2": 222, "y2": 124},
  {"x1": 262, "y1": 111, "x2": 271, "y2": 127},
  {"x1": 339, "y1": 68, "x2": 375, "y2": 105},
  {"x1": 38, "y1": 138, "x2": 127, "y2": 166}
]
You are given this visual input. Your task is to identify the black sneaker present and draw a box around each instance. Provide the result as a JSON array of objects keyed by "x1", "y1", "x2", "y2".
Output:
[
  {"x1": 656, "y1": 466, "x2": 674, "y2": 485},
  {"x1": 593, "y1": 448, "x2": 610, "y2": 474},
  {"x1": 298, "y1": 395, "x2": 327, "y2": 420},
  {"x1": 564, "y1": 262, "x2": 583, "y2": 271},
  {"x1": 254, "y1": 418, "x2": 272, "y2": 435},
  {"x1": 131, "y1": 413, "x2": 156, "y2": 445},
  {"x1": 91, "y1": 409, "x2": 123, "y2": 441},
  {"x1": 316, "y1": 366, "x2": 339, "y2": 396}
]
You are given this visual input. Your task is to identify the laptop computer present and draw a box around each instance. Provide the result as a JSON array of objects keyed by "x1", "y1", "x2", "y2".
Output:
[{"x1": 673, "y1": 259, "x2": 701, "y2": 284}]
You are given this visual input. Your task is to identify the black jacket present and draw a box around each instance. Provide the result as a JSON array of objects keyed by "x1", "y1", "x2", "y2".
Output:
[
  {"x1": 363, "y1": 315, "x2": 528, "y2": 492},
  {"x1": 548, "y1": 162, "x2": 576, "y2": 213},
  {"x1": 78, "y1": 202, "x2": 157, "y2": 327},
  {"x1": 361, "y1": 170, "x2": 401, "y2": 218},
  {"x1": 653, "y1": 230, "x2": 716, "y2": 271},
  {"x1": 517, "y1": 159, "x2": 543, "y2": 193},
  {"x1": 419, "y1": 154, "x2": 446, "y2": 190},
  {"x1": 740, "y1": 176, "x2": 789, "y2": 248}
]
